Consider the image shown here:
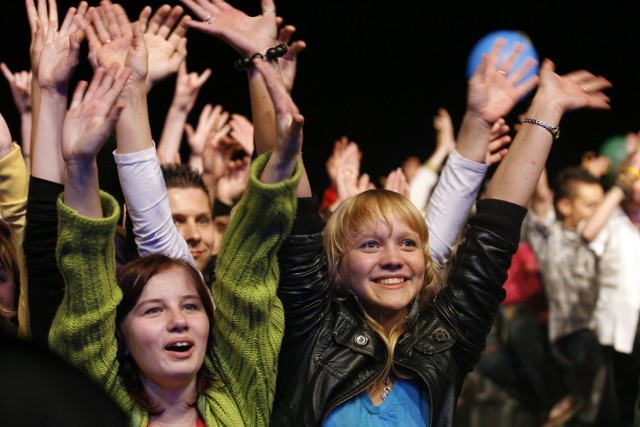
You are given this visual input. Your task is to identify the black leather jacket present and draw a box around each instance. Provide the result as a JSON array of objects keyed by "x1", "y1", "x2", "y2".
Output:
[{"x1": 271, "y1": 198, "x2": 525, "y2": 427}]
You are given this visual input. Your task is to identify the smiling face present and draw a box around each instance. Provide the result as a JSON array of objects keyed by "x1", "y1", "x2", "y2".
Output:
[
  {"x1": 168, "y1": 187, "x2": 215, "y2": 272},
  {"x1": 340, "y1": 219, "x2": 425, "y2": 322},
  {"x1": 325, "y1": 189, "x2": 434, "y2": 327},
  {"x1": 120, "y1": 266, "x2": 210, "y2": 390}
]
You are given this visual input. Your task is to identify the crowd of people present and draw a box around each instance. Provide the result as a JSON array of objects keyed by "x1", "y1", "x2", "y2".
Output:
[{"x1": 0, "y1": 0, "x2": 638, "y2": 426}]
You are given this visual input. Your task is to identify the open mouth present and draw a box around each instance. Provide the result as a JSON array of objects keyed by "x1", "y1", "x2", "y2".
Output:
[{"x1": 165, "y1": 342, "x2": 193, "y2": 353}]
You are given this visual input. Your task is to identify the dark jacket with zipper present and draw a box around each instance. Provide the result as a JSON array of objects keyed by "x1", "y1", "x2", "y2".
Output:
[{"x1": 271, "y1": 196, "x2": 525, "y2": 427}]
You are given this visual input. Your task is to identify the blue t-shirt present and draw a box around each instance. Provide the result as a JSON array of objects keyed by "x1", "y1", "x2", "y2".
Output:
[{"x1": 323, "y1": 378, "x2": 431, "y2": 426}]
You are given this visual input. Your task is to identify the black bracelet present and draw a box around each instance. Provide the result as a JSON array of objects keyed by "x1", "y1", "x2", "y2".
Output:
[{"x1": 234, "y1": 44, "x2": 288, "y2": 71}]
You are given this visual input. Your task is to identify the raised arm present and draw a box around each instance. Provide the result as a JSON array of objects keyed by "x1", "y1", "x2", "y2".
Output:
[
  {"x1": 581, "y1": 150, "x2": 640, "y2": 242},
  {"x1": 425, "y1": 38, "x2": 538, "y2": 264},
  {"x1": 138, "y1": 4, "x2": 189, "y2": 93},
  {"x1": 483, "y1": 59, "x2": 612, "y2": 206},
  {"x1": 29, "y1": 0, "x2": 88, "y2": 184},
  {"x1": 156, "y1": 60, "x2": 211, "y2": 164},
  {"x1": 50, "y1": 65, "x2": 132, "y2": 404},
  {"x1": 62, "y1": 65, "x2": 129, "y2": 216},
  {"x1": 180, "y1": 0, "x2": 311, "y2": 196},
  {"x1": 86, "y1": 1, "x2": 194, "y2": 265}
]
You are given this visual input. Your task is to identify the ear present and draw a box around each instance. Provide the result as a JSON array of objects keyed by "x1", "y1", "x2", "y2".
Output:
[{"x1": 556, "y1": 197, "x2": 572, "y2": 218}]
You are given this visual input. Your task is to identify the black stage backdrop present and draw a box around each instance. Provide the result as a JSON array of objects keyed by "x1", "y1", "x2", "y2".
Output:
[{"x1": 2, "y1": 1, "x2": 637, "y2": 196}]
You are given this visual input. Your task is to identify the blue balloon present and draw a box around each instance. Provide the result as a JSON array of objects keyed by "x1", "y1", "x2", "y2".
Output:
[{"x1": 466, "y1": 30, "x2": 539, "y2": 87}]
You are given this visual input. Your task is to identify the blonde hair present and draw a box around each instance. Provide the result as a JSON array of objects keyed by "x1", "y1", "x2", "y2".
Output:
[{"x1": 324, "y1": 189, "x2": 441, "y2": 382}]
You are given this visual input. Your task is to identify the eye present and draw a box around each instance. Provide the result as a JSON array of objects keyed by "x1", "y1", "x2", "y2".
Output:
[
  {"x1": 360, "y1": 240, "x2": 379, "y2": 249},
  {"x1": 144, "y1": 306, "x2": 162, "y2": 315},
  {"x1": 197, "y1": 216, "x2": 212, "y2": 225},
  {"x1": 182, "y1": 304, "x2": 198, "y2": 312},
  {"x1": 400, "y1": 239, "x2": 418, "y2": 248}
]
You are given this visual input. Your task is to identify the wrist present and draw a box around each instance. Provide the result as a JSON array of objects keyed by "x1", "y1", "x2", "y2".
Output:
[{"x1": 526, "y1": 95, "x2": 564, "y2": 121}]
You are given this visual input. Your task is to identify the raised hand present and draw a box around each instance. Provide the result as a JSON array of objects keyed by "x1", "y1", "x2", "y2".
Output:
[
  {"x1": 335, "y1": 141, "x2": 373, "y2": 203},
  {"x1": 229, "y1": 113, "x2": 254, "y2": 157},
  {"x1": 326, "y1": 136, "x2": 351, "y2": 184},
  {"x1": 252, "y1": 57, "x2": 304, "y2": 183},
  {"x1": 216, "y1": 153, "x2": 250, "y2": 205},
  {"x1": 384, "y1": 167, "x2": 410, "y2": 198},
  {"x1": 485, "y1": 118, "x2": 511, "y2": 165},
  {"x1": 467, "y1": 37, "x2": 539, "y2": 124},
  {"x1": 138, "y1": 4, "x2": 189, "y2": 91},
  {"x1": 185, "y1": 104, "x2": 230, "y2": 172},
  {"x1": 172, "y1": 60, "x2": 211, "y2": 113},
  {"x1": 180, "y1": 0, "x2": 278, "y2": 56},
  {"x1": 30, "y1": 1, "x2": 88, "y2": 92},
  {"x1": 276, "y1": 21, "x2": 306, "y2": 93},
  {"x1": 581, "y1": 151, "x2": 611, "y2": 179},
  {"x1": 85, "y1": 1, "x2": 148, "y2": 91},
  {"x1": 537, "y1": 60, "x2": 612, "y2": 114},
  {"x1": 62, "y1": 64, "x2": 130, "y2": 163},
  {"x1": 0, "y1": 65, "x2": 32, "y2": 115}
]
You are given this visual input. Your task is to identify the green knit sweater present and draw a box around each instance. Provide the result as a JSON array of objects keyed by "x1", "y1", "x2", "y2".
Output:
[{"x1": 49, "y1": 153, "x2": 300, "y2": 427}]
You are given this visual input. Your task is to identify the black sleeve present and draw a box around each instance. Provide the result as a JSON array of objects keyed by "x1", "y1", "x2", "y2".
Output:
[{"x1": 23, "y1": 177, "x2": 64, "y2": 345}]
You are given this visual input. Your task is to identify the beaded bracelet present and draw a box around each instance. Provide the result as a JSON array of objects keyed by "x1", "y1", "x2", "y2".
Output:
[{"x1": 234, "y1": 44, "x2": 288, "y2": 71}]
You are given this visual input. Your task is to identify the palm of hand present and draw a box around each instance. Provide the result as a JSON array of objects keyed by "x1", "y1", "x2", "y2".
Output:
[
  {"x1": 212, "y1": 11, "x2": 276, "y2": 54},
  {"x1": 95, "y1": 37, "x2": 146, "y2": 85},
  {"x1": 38, "y1": 39, "x2": 77, "y2": 89},
  {"x1": 63, "y1": 102, "x2": 112, "y2": 161},
  {"x1": 145, "y1": 33, "x2": 178, "y2": 84},
  {"x1": 468, "y1": 75, "x2": 520, "y2": 124}
]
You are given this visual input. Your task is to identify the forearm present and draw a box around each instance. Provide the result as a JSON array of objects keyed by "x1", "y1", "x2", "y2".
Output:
[
  {"x1": 426, "y1": 149, "x2": 488, "y2": 264},
  {"x1": 51, "y1": 192, "x2": 131, "y2": 410},
  {"x1": 114, "y1": 147, "x2": 194, "y2": 265},
  {"x1": 63, "y1": 160, "x2": 103, "y2": 219},
  {"x1": 581, "y1": 186, "x2": 624, "y2": 242},
  {"x1": 114, "y1": 85, "x2": 153, "y2": 155},
  {"x1": 31, "y1": 91, "x2": 67, "y2": 183},
  {"x1": 157, "y1": 104, "x2": 189, "y2": 163},
  {"x1": 455, "y1": 110, "x2": 493, "y2": 163},
  {"x1": 483, "y1": 95, "x2": 562, "y2": 206},
  {"x1": 248, "y1": 68, "x2": 277, "y2": 156}
]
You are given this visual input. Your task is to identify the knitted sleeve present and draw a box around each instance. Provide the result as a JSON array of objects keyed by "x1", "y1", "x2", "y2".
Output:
[
  {"x1": 207, "y1": 152, "x2": 300, "y2": 427},
  {"x1": 49, "y1": 191, "x2": 133, "y2": 413}
]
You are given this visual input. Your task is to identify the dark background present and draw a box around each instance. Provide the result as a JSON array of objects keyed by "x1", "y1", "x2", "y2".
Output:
[{"x1": 2, "y1": 1, "x2": 638, "y2": 196}]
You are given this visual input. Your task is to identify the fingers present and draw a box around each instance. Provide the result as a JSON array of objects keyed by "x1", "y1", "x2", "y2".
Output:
[
  {"x1": 159, "y1": 6, "x2": 185, "y2": 39},
  {"x1": 261, "y1": 0, "x2": 276, "y2": 14},
  {"x1": 0, "y1": 63, "x2": 14, "y2": 82},
  {"x1": 46, "y1": 0, "x2": 58, "y2": 30},
  {"x1": 69, "y1": 78, "x2": 89, "y2": 111},
  {"x1": 137, "y1": 6, "x2": 152, "y2": 32},
  {"x1": 194, "y1": 67, "x2": 212, "y2": 86}
]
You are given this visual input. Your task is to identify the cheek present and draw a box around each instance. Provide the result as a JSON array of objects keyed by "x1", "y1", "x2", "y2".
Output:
[{"x1": 123, "y1": 320, "x2": 158, "y2": 357}]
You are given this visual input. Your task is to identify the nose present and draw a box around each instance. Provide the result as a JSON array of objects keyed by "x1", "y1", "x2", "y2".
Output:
[
  {"x1": 380, "y1": 245, "x2": 403, "y2": 269},
  {"x1": 181, "y1": 220, "x2": 201, "y2": 244},
  {"x1": 168, "y1": 308, "x2": 189, "y2": 332}
]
